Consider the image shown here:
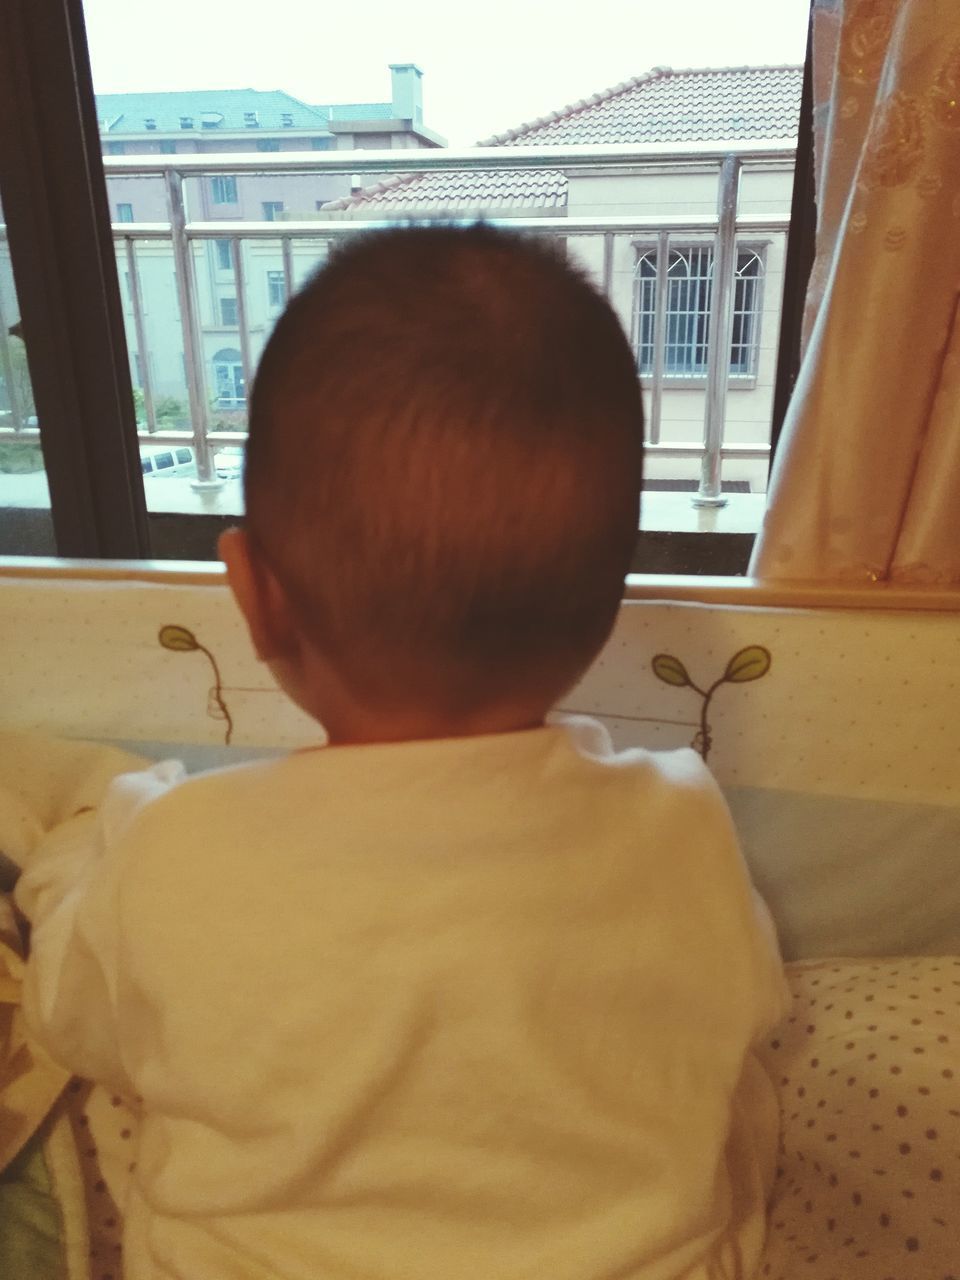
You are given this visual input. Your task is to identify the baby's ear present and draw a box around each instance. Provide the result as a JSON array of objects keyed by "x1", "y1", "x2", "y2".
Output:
[{"x1": 219, "y1": 528, "x2": 296, "y2": 662}]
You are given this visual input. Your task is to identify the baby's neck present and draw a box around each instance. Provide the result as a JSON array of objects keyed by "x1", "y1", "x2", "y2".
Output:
[
  {"x1": 320, "y1": 701, "x2": 548, "y2": 747},
  {"x1": 270, "y1": 643, "x2": 556, "y2": 748}
]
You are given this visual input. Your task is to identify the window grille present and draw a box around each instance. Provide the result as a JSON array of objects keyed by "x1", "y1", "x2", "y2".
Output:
[
  {"x1": 211, "y1": 175, "x2": 238, "y2": 204},
  {"x1": 633, "y1": 246, "x2": 764, "y2": 379}
]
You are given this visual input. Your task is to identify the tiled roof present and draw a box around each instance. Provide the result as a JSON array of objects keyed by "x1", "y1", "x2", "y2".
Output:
[
  {"x1": 97, "y1": 89, "x2": 341, "y2": 134},
  {"x1": 485, "y1": 65, "x2": 802, "y2": 146},
  {"x1": 325, "y1": 65, "x2": 802, "y2": 214}
]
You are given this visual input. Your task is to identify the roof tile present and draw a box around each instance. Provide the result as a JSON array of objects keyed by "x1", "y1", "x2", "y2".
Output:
[{"x1": 326, "y1": 65, "x2": 802, "y2": 214}]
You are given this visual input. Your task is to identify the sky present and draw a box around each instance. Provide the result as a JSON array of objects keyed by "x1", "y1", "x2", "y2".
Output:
[{"x1": 82, "y1": 0, "x2": 810, "y2": 146}]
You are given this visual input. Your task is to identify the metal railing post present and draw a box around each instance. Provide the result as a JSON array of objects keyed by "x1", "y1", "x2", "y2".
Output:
[
  {"x1": 281, "y1": 236, "x2": 294, "y2": 303},
  {"x1": 230, "y1": 237, "x2": 254, "y2": 411},
  {"x1": 695, "y1": 153, "x2": 741, "y2": 508},
  {"x1": 124, "y1": 237, "x2": 157, "y2": 434},
  {"x1": 649, "y1": 230, "x2": 670, "y2": 446},
  {"x1": 165, "y1": 168, "x2": 219, "y2": 486},
  {"x1": 601, "y1": 232, "x2": 614, "y2": 299}
]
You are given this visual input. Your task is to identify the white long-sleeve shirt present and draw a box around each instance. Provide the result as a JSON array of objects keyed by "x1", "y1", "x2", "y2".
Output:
[{"x1": 16, "y1": 717, "x2": 788, "y2": 1280}]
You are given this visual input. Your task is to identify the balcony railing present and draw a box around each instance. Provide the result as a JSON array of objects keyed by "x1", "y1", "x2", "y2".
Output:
[{"x1": 2, "y1": 141, "x2": 794, "y2": 505}]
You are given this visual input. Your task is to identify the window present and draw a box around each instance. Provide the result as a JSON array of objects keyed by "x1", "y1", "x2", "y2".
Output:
[
  {"x1": 175, "y1": 447, "x2": 193, "y2": 464},
  {"x1": 179, "y1": 116, "x2": 193, "y2": 130},
  {"x1": 212, "y1": 347, "x2": 245, "y2": 407},
  {"x1": 243, "y1": 111, "x2": 259, "y2": 128},
  {"x1": 211, "y1": 175, "x2": 238, "y2": 204},
  {"x1": 5, "y1": 0, "x2": 812, "y2": 566},
  {"x1": 219, "y1": 297, "x2": 238, "y2": 326},
  {"x1": 633, "y1": 246, "x2": 765, "y2": 379},
  {"x1": 262, "y1": 200, "x2": 284, "y2": 221},
  {"x1": 144, "y1": 117, "x2": 156, "y2": 130},
  {"x1": 257, "y1": 139, "x2": 281, "y2": 152},
  {"x1": 105, "y1": 141, "x2": 124, "y2": 155},
  {"x1": 116, "y1": 202, "x2": 134, "y2": 223},
  {"x1": 215, "y1": 238, "x2": 233, "y2": 271},
  {"x1": 154, "y1": 450, "x2": 174, "y2": 470},
  {"x1": 281, "y1": 113, "x2": 294, "y2": 127},
  {"x1": 267, "y1": 270, "x2": 286, "y2": 308}
]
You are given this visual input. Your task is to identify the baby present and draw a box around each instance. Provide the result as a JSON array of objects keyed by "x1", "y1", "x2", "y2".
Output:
[{"x1": 17, "y1": 225, "x2": 788, "y2": 1280}]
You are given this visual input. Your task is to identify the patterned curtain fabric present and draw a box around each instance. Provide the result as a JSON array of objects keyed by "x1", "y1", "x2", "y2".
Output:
[{"x1": 750, "y1": 0, "x2": 960, "y2": 584}]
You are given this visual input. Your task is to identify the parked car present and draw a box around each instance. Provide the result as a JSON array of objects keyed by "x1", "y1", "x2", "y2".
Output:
[
  {"x1": 140, "y1": 445, "x2": 197, "y2": 478},
  {"x1": 214, "y1": 446, "x2": 245, "y2": 480}
]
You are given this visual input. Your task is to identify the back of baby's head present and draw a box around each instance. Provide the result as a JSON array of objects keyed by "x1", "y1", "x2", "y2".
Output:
[{"x1": 246, "y1": 224, "x2": 643, "y2": 713}]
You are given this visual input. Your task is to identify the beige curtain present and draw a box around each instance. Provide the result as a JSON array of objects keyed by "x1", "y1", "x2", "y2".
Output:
[{"x1": 750, "y1": 0, "x2": 960, "y2": 584}]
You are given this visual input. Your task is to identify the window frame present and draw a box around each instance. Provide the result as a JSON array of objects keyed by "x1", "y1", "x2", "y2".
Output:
[{"x1": 0, "y1": 0, "x2": 148, "y2": 556}]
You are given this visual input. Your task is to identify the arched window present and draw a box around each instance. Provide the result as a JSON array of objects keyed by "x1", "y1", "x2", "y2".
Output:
[
  {"x1": 633, "y1": 246, "x2": 765, "y2": 379},
  {"x1": 212, "y1": 347, "x2": 244, "y2": 408}
]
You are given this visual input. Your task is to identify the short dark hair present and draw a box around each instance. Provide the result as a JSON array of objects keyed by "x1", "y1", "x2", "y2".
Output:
[{"x1": 245, "y1": 224, "x2": 643, "y2": 713}]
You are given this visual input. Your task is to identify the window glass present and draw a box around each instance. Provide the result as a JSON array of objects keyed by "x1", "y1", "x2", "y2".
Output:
[
  {"x1": 81, "y1": 0, "x2": 810, "y2": 562},
  {"x1": 175, "y1": 447, "x2": 192, "y2": 463}
]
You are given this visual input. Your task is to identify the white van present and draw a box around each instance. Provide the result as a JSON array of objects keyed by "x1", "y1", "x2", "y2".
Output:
[{"x1": 140, "y1": 445, "x2": 197, "y2": 478}]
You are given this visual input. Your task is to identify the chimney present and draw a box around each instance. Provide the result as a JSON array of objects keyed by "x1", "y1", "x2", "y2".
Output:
[{"x1": 389, "y1": 63, "x2": 423, "y2": 126}]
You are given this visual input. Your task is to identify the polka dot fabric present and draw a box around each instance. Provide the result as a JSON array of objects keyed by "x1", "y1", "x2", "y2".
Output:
[
  {"x1": 62, "y1": 1079, "x2": 139, "y2": 1280},
  {"x1": 758, "y1": 957, "x2": 960, "y2": 1278}
]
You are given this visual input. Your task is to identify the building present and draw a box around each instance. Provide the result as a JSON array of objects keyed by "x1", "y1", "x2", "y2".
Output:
[
  {"x1": 96, "y1": 66, "x2": 445, "y2": 426},
  {"x1": 324, "y1": 66, "x2": 803, "y2": 491},
  {"x1": 99, "y1": 64, "x2": 444, "y2": 221}
]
